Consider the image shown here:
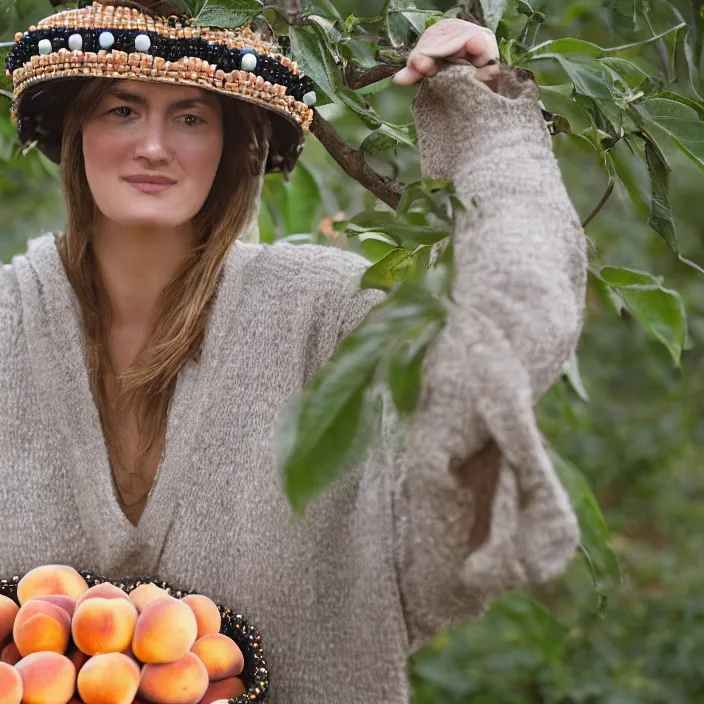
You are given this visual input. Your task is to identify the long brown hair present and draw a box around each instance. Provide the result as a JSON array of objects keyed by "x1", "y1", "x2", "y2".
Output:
[{"x1": 57, "y1": 77, "x2": 271, "y2": 505}]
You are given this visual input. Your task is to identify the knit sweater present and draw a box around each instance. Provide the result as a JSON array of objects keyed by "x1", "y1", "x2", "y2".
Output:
[{"x1": 0, "y1": 64, "x2": 586, "y2": 702}]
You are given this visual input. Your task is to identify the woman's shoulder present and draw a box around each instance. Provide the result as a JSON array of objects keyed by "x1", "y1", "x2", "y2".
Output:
[
  {"x1": 235, "y1": 239, "x2": 371, "y2": 294},
  {"x1": 0, "y1": 260, "x2": 23, "y2": 347}
]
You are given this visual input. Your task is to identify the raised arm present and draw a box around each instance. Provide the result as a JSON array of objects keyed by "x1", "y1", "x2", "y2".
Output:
[{"x1": 382, "y1": 61, "x2": 587, "y2": 649}]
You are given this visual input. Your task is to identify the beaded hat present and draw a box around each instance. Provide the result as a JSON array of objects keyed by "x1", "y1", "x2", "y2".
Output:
[{"x1": 3, "y1": 0, "x2": 317, "y2": 174}]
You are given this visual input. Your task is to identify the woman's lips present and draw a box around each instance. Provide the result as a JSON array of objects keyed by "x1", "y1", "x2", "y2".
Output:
[{"x1": 126, "y1": 181, "x2": 175, "y2": 194}]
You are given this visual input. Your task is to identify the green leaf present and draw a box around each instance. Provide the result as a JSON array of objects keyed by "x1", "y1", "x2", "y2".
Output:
[
  {"x1": 358, "y1": 232, "x2": 398, "y2": 262},
  {"x1": 526, "y1": 22, "x2": 688, "y2": 60},
  {"x1": 651, "y1": 91, "x2": 704, "y2": 120},
  {"x1": 479, "y1": 0, "x2": 509, "y2": 32},
  {"x1": 278, "y1": 384, "x2": 382, "y2": 515},
  {"x1": 637, "y1": 98, "x2": 704, "y2": 172},
  {"x1": 193, "y1": 0, "x2": 264, "y2": 27},
  {"x1": 289, "y1": 25, "x2": 338, "y2": 104},
  {"x1": 277, "y1": 332, "x2": 385, "y2": 514},
  {"x1": 527, "y1": 37, "x2": 606, "y2": 59},
  {"x1": 550, "y1": 450, "x2": 621, "y2": 612},
  {"x1": 563, "y1": 350, "x2": 589, "y2": 402},
  {"x1": 285, "y1": 162, "x2": 321, "y2": 235},
  {"x1": 307, "y1": 14, "x2": 343, "y2": 62},
  {"x1": 539, "y1": 84, "x2": 591, "y2": 133},
  {"x1": 278, "y1": 280, "x2": 448, "y2": 513},
  {"x1": 644, "y1": 139, "x2": 677, "y2": 254},
  {"x1": 536, "y1": 54, "x2": 614, "y2": 99},
  {"x1": 389, "y1": 319, "x2": 442, "y2": 414},
  {"x1": 598, "y1": 267, "x2": 687, "y2": 365},
  {"x1": 361, "y1": 248, "x2": 411, "y2": 291},
  {"x1": 360, "y1": 131, "x2": 400, "y2": 155},
  {"x1": 491, "y1": 593, "x2": 570, "y2": 656}
]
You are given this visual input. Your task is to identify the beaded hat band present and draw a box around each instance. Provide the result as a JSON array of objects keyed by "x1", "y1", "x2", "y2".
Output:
[{"x1": 4, "y1": 1, "x2": 317, "y2": 174}]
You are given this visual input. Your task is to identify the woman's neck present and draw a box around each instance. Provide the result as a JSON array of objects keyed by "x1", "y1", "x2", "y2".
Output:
[{"x1": 92, "y1": 216, "x2": 195, "y2": 332}]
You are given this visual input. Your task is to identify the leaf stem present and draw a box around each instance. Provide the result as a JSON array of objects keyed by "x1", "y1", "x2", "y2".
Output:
[
  {"x1": 582, "y1": 177, "x2": 614, "y2": 229},
  {"x1": 0, "y1": 41, "x2": 16, "y2": 48},
  {"x1": 603, "y1": 22, "x2": 687, "y2": 55}
]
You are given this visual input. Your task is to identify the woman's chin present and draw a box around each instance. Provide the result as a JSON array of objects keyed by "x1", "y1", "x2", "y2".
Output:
[{"x1": 109, "y1": 213, "x2": 189, "y2": 230}]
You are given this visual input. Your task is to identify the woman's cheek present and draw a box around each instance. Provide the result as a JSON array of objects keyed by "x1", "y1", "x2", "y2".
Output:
[{"x1": 180, "y1": 135, "x2": 223, "y2": 199}]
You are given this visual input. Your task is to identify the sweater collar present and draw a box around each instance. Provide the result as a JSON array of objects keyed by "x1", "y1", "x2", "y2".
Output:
[{"x1": 13, "y1": 233, "x2": 255, "y2": 574}]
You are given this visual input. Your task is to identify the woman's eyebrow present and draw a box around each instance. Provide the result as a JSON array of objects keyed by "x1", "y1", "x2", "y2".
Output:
[{"x1": 106, "y1": 91, "x2": 211, "y2": 111}]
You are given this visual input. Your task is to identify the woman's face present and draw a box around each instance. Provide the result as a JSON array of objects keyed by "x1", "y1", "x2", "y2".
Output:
[{"x1": 82, "y1": 81, "x2": 224, "y2": 231}]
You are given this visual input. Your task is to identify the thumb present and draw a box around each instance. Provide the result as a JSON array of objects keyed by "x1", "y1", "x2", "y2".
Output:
[{"x1": 392, "y1": 64, "x2": 426, "y2": 87}]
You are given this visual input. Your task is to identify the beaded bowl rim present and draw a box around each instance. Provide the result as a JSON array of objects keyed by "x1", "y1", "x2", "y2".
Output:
[
  {"x1": 4, "y1": 0, "x2": 317, "y2": 175},
  {"x1": 0, "y1": 568, "x2": 269, "y2": 704}
]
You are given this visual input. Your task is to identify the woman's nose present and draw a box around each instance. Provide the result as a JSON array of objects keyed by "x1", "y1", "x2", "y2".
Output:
[{"x1": 133, "y1": 118, "x2": 171, "y2": 165}]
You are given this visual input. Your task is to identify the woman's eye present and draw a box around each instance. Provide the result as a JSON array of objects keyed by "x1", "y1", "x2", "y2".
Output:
[
  {"x1": 181, "y1": 115, "x2": 202, "y2": 127},
  {"x1": 111, "y1": 106, "x2": 133, "y2": 118}
]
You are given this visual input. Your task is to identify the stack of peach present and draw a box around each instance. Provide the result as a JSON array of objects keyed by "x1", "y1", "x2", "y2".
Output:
[{"x1": 0, "y1": 565, "x2": 246, "y2": 704}]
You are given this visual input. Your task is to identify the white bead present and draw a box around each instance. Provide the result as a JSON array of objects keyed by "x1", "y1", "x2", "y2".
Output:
[
  {"x1": 99, "y1": 31, "x2": 114, "y2": 49},
  {"x1": 38, "y1": 39, "x2": 52, "y2": 55},
  {"x1": 302, "y1": 90, "x2": 317, "y2": 107},
  {"x1": 68, "y1": 33, "x2": 82, "y2": 51},
  {"x1": 240, "y1": 52, "x2": 257, "y2": 72},
  {"x1": 134, "y1": 34, "x2": 151, "y2": 52}
]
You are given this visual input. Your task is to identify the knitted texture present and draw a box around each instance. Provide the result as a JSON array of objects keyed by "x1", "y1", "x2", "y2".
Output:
[{"x1": 0, "y1": 64, "x2": 586, "y2": 701}]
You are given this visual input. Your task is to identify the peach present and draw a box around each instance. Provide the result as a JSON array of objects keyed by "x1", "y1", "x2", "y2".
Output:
[
  {"x1": 191, "y1": 633, "x2": 243, "y2": 681},
  {"x1": 72, "y1": 596, "x2": 138, "y2": 655},
  {"x1": 1, "y1": 640, "x2": 21, "y2": 666},
  {"x1": 77, "y1": 652, "x2": 141, "y2": 704},
  {"x1": 0, "y1": 661, "x2": 23, "y2": 704},
  {"x1": 132, "y1": 598, "x2": 198, "y2": 664},
  {"x1": 33, "y1": 595, "x2": 77, "y2": 619},
  {"x1": 13, "y1": 600, "x2": 72, "y2": 656},
  {"x1": 67, "y1": 645, "x2": 88, "y2": 674},
  {"x1": 198, "y1": 676, "x2": 246, "y2": 704},
  {"x1": 182, "y1": 595, "x2": 221, "y2": 639},
  {"x1": 15, "y1": 651, "x2": 76, "y2": 704},
  {"x1": 139, "y1": 652, "x2": 209, "y2": 704},
  {"x1": 0, "y1": 595, "x2": 19, "y2": 642},
  {"x1": 17, "y1": 565, "x2": 89, "y2": 605},
  {"x1": 129, "y1": 583, "x2": 171, "y2": 614},
  {"x1": 75, "y1": 582, "x2": 132, "y2": 608}
]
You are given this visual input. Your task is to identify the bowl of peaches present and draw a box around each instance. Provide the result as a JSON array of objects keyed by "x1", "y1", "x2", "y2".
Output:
[{"x1": 0, "y1": 564, "x2": 269, "y2": 704}]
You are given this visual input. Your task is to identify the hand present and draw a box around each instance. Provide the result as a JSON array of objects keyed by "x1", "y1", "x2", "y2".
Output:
[{"x1": 392, "y1": 18, "x2": 501, "y2": 92}]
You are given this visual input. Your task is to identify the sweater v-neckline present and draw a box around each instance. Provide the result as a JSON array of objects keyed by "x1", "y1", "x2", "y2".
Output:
[{"x1": 15, "y1": 234, "x2": 250, "y2": 574}]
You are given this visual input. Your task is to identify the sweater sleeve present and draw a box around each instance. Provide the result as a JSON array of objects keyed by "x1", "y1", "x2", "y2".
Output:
[{"x1": 338, "y1": 63, "x2": 587, "y2": 649}]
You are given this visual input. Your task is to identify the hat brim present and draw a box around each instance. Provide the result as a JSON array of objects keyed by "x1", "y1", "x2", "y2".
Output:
[{"x1": 15, "y1": 73, "x2": 305, "y2": 174}]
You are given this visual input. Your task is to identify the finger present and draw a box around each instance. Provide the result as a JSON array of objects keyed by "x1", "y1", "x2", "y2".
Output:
[
  {"x1": 408, "y1": 52, "x2": 437, "y2": 75},
  {"x1": 415, "y1": 29, "x2": 468, "y2": 59},
  {"x1": 464, "y1": 32, "x2": 500, "y2": 67},
  {"x1": 392, "y1": 64, "x2": 426, "y2": 87}
]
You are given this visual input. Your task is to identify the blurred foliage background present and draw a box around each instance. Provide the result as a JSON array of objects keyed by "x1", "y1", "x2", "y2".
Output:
[{"x1": 2, "y1": 0, "x2": 704, "y2": 701}]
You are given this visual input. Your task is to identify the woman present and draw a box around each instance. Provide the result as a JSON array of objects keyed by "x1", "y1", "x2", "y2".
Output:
[{"x1": 1, "y1": 1, "x2": 586, "y2": 701}]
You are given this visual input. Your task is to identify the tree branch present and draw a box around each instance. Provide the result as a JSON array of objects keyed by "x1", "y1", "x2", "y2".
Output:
[
  {"x1": 457, "y1": 0, "x2": 485, "y2": 25},
  {"x1": 343, "y1": 63, "x2": 402, "y2": 89},
  {"x1": 310, "y1": 111, "x2": 403, "y2": 210}
]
